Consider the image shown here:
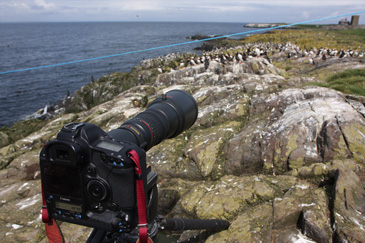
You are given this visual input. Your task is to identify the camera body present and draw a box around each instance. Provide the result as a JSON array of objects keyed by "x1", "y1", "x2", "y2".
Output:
[
  {"x1": 40, "y1": 122, "x2": 158, "y2": 233},
  {"x1": 40, "y1": 89, "x2": 198, "y2": 236}
]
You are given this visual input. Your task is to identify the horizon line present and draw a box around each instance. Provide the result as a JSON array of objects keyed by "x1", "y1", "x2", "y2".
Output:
[{"x1": 0, "y1": 20, "x2": 346, "y2": 25}]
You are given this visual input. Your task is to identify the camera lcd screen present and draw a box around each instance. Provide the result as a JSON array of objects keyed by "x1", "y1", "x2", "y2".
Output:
[
  {"x1": 43, "y1": 164, "x2": 82, "y2": 199},
  {"x1": 96, "y1": 140, "x2": 124, "y2": 152},
  {"x1": 55, "y1": 201, "x2": 82, "y2": 213}
]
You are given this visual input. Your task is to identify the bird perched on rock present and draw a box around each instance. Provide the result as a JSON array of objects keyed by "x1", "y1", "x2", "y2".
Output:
[
  {"x1": 339, "y1": 50, "x2": 346, "y2": 58},
  {"x1": 179, "y1": 61, "x2": 185, "y2": 69},
  {"x1": 204, "y1": 58, "x2": 210, "y2": 70},
  {"x1": 236, "y1": 52, "x2": 243, "y2": 63},
  {"x1": 329, "y1": 49, "x2": 338, "y2": 57},
  {"x1": 254, "y1": 47, "x2": 260, "y2": 57},
  {"x1": 189, "y1": 57, "x2": 196, "y2": 66},
  {"x1": 309, "y1": 58, "x2": 315, "y2": 66}
]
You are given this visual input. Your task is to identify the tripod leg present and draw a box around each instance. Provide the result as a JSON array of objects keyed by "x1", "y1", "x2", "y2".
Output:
[
  {"x1": 86, "y1": 229, "x2": 107, "y2": 243},
  {"x1": 159, "y1": 218, "x2": 230, "y2": 232}
]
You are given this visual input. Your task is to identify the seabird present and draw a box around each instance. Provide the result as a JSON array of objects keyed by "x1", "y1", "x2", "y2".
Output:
[
  {"x1": 254, "y1": 47, "x2": 260, "y2": 57},
  {"x1": 189, "y1": 57, "x2": 196, "y2": 66},
  {"x1": 42, "y1": 105, "x2": 48, "y2": 116},
  {"x1": 204, "y1": 58, "x2": 210, "y2": 70},
  {"x1": 339, "y1": 50, "x2": 345, "y2": 58},
  {"x1": 179, "y1": 61, "x2": 184, "y2": 69},
  {"x1": 236, "y1": 52, "x2": 243, "y2": 63},
  {"x1": 330, "y1": 49, "x2": 338, "y2": 56}
]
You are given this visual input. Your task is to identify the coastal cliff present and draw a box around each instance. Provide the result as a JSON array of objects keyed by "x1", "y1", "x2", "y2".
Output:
[{"x1": 0, "y1": 30, "x2": 365, "y2": 242}]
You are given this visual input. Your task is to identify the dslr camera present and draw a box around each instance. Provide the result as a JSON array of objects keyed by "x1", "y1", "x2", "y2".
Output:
[{"x1": 40, "y1": 90, "x2": 198, "y2": 234}]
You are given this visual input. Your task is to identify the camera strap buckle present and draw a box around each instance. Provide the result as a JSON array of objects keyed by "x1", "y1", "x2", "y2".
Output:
[
  {"x1": 135, "y1": 170, "x2": 144, "y2": 180},
  {"x1": 138, "y1": 223, "x2": 148, "y2": 228},
  {"x1": 134, "y1": 167, "x2": 142, "y2": 176}
]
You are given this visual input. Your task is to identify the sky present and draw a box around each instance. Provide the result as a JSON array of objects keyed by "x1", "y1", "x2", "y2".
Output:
[{"x1": 0, "y1": 0, "x2": 364, "y2": 24}]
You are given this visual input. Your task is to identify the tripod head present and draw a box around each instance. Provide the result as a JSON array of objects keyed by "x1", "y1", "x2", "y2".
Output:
[{"x1": 87, "y1": 217, "x2": 230, "y2": 243}]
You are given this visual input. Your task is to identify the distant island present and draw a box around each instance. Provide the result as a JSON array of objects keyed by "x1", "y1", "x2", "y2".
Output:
[
  {"x1": 244, "y1": 23, "x2": 297, "y2": 29},
  {"x1": 245, "y1": 15, "x2": 364, "y2": 30}
]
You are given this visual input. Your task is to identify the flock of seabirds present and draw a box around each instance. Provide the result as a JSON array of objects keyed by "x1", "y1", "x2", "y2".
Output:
[
  {"x1": 156, "y1": 41, "x2": 365, "y2": 73},
  {"x1": 37, "y1": 41, "x2": 364, "y2": 120}
]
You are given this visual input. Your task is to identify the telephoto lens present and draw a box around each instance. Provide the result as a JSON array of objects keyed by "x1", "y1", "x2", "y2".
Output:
[{"x1": 108, "y1": 89, "x2": 198, "y2": 151}]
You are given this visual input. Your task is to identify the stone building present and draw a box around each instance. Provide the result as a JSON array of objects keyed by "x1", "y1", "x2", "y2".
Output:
[
  {"x1": 338, "y1": 18, "x2": 349, "y2": 25},
  {"x1": 338, "y1": 15, "x2": 360, "y2": 26},
  {"x1": 351, "y1": 15, "x2": 359, "y2": 26}
]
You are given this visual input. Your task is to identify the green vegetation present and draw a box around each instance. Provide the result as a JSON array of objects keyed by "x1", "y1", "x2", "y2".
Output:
[
  {"x1": 65, "y1": 72, "x2": 139, "y2": 113},
  {"x1": 0, "y1": 119, "x2": 47, "y2": 147},
  {"x1": 305, "y1": 69, "x2": 365, "y2": 96},
  {"x1": 197, "y1": 28, "x2": 365, "y2": 55},
  {"x1": 241, "y1": 29, "x2": 365, "y2": 50},
  {"x1": 329, "y1": 29, "x2": 365, "y2": 46},
  {"x1": 64, "y1": 52, "x2": 199, "y2": 114},
  {"x1": 296, "y1": 24, "x2": 324, "y2": 29}
]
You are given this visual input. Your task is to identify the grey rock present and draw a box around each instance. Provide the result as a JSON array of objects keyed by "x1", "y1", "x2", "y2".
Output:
[{"x1": 1, "y1": 49, "x2": 364, "y2": 243}]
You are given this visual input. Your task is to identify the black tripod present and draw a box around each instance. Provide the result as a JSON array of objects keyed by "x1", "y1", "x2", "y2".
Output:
[{"x1": 86, "y1": 217, "x2": 230, "y2": 243}]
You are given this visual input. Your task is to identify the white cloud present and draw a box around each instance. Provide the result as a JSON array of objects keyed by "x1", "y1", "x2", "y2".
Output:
[
  {"x1": 15, "y1": 3, "x2": 31, "y2": 9},
  {"x1": 34, "y1": 0, "x2": 55, "y2": 10},
  {"x1": 0, "y1": 0, "x2": 364, "y2": 23}
]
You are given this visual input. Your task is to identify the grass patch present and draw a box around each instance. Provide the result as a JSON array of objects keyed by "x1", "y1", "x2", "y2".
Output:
[
  {"x1": 239, "y1": 29, "x2": 365, "y2": 51},
  {"x1": 296, "y1": 24, "x2": 324, "y2": 29},
  {"x1": 305, "y1": 69, "x2": 365, "y2": 96},
  {"x1": 329, "y1": 29, "x2": 365, "y2": 46}
]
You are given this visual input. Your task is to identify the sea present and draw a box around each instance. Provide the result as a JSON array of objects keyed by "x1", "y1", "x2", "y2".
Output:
[{"x1": 0, "y1": 22, "x2": 260, "y2": 127}]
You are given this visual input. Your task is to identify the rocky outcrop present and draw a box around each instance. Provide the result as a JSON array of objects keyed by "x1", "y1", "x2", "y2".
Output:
[{"x1": 0, "y1": 55, "x2": 364, "y2": 242}]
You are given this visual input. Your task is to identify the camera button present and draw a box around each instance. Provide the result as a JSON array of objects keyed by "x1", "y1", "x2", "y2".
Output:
[
  {"x1": 87, "y1": 166, "x2": 96, "y2": 175},
  {"x1": 107, "y1": 202, "x2": 118, "y2": 211},
  {"x1": 47, "y1": 195, "x2": 54, "y2": 202},
  {"x1": 100, "y1": 153, "x2": 107, "y2": 162},
  {"x1": 91, "y1": 203, "x2": 99, "y2": 210},
  {"x1": 112, "y1": 218, "x2": 124, "y2": 230}
]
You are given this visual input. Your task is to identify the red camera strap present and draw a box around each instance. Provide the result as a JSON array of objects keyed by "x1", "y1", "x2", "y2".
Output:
[
  {"x1": 128, "y1": 149, "x2": 152, "y2": 243},
  {"x1": 41, "y1": 178, "x2": 65, "y2": 243}
]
